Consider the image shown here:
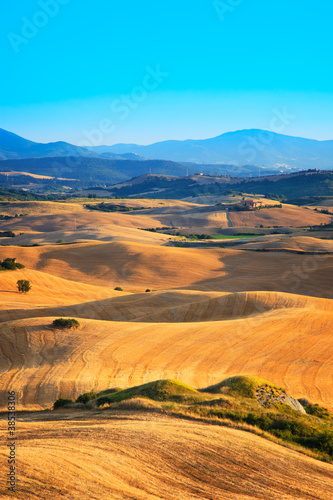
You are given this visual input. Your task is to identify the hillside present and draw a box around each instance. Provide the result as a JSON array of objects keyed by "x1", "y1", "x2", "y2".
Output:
[
  {"x1": 0, "y1": 413, "x2": 332, "y2": 499},
  {"x1": 0, "y1": 257, "x2": 332, "y2": 411},
  {"x1": 1, "y1": 238, "x2": 332, "y2": 297},
  {"x1": 0, "y1": 156, "x2": 193, "y2": 189},
  {"x1": 107, "y1": 170, "x2": 333, "y2": 201},
  {"x1": 0, "y1": 303, "x2": 332, "y2": 410}
]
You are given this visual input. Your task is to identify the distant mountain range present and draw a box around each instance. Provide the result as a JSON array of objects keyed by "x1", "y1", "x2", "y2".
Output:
[
  {"x1": 0, "y1": 128, "x2": 137, "y2": 161},
  {"x1": 89, "y1": 130, "x2": 333, "y2": 170},
  {"x1": 1, "y1": 127, "x2": 333, "y2": 171}
]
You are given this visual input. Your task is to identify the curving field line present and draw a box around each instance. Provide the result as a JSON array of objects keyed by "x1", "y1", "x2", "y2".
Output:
[
  {"x1": 1, "y1": 243, "x2": 333, "y2": 298},
  {"x1": 0, "y1": 413, "x2": 332, "y2": 499},
  {"x1": 0, "y1": 298, "x2": 332, "y2": 410}
]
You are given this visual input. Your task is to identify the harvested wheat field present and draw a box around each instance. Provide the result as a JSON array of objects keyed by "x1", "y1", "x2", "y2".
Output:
[
  {"x1": 0, "y1": 289, "x2": 332, "y2": 410},
  {"x1": 227, "y1": 204, "x2": 331, "y2": 227},
  {"x1": 0, "y1": 412, "x2": 332, "y2": 499},
  {"x1": 0, "y1": 225, "x2": 174, "y2": 246},
  {"x1": 0, "y1": 210, "x2": 160, "y2": 233},
  {"x1": 237, "y1": 235, "x2": 333, "y2": 252},
  {"x1": 1, "y1": 241, "x2": 332, "y2": 297},
  {"x1": 0, "y1": 198, "x2": 332, "y2": 498},
  {"x1": 0, "y1": 268, "x2": 121, "y2": 309},
  {"x1": 0, "y1": 201, "x2": 86, "y2": 216}
]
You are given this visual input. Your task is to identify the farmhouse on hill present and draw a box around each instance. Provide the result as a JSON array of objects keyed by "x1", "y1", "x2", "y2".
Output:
[{"x1": 241, "y1": 199, "x2": 264, "y2": 209}]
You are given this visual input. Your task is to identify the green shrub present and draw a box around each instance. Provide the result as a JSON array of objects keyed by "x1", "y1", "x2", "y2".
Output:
[
  {"x1": 145, "y1": 289, "x2": 151, "y2": 292},
  {"x1": 52, "y1": 318, "x2": 80, "y2": 329},
  {"x1": 114, "y1": 287, "x2": 123, "y2": 291},
  {"x1": 53, "y1": 398, "x2": 73, "y2": 409},
  {"x1": 76, "y1": 392, "x2": 97, "y2": 404},
  {"x1": 305, "y1": 403, "x2": 331, "y2": 419},
  {"x1": 304, "y1": 431, "x2": 333, "y2": 456}
]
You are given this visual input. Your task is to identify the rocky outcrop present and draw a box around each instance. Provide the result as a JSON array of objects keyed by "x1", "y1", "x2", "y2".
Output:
[{"x1": 256, "y1": 385, "x2": 306, "y2": 414}]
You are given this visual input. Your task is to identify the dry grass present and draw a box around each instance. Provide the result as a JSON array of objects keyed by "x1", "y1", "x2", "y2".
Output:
[
  {"x1": 0, "y1": 413, "x2": 332, "y2": 499},
  {"x1": 237, "y1": 235, "x2": 333, "y2": 252},
  {"x1": 228, "y1": 204, "x2": 331, "y2": 227},
  {"x1": 0, "y1": 201, "x2": 85, "y2": 216}
]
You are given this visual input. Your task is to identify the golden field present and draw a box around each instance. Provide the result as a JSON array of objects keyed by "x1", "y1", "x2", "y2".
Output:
[
  {"x1": 0, "y1": 198, "x2": 332, "y2": 498},
  {"x1": 0, "y1": 412, "x2": 332, "y2": 499}
]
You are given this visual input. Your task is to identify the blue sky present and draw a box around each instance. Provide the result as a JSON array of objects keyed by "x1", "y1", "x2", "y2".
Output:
[{"x1": 1, "y1": 0, "x2": 332, "y2": 145}]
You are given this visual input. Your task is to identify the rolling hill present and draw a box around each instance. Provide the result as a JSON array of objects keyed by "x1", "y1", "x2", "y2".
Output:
[
  {"x1": 0, "y1": 413, "x2": 332, "y2": 499},
  {"x1": 107, "y1": 171, "x2": 333, "y2": 201},
  {"x1": 0, "y1": 156, "x2": 192, "y2": 186},
  {"x1": 0, "y1": 281, "x2": 332, "y2": 410},
  {"x1": 0, "y1": 196, "x2": 332, "y2": 497}
]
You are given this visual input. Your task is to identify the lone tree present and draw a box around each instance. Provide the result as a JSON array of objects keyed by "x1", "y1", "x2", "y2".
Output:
[
  {"x1": 52, "y1": 318, "x2": 80, "y2": 329},
  {"x1": 17, "y1": 280, "x2": 32, "y2": 293}
]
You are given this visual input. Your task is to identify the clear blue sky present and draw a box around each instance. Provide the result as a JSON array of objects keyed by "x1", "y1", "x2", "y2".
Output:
[{"x1": 1, "y1": 0, "x2": 332, "y2": 145}]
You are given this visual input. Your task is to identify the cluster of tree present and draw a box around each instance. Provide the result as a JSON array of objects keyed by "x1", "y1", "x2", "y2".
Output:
[
  {"x1": 0, "y1": 258, "x2": 25, "y2": 271},
  {"x1": 264, "y1": 193, "x2": 287, "y2": 202},
  {"x1": 85, "y1": 202, "x2": 149, "y2": 212},
  {"x1": 0, "y1": 231, "x2": 15, "y2": 237},
  {"x1": 0, "y1": 187, "x2": 52, "y2": 201},
  {"x1": 0, "y1": 214, "x2": 15, "y2": 220},
  {"x1": 141, "y1": 226, "x2": 172, "y2": 232},
  {"x1": 230, "y1": 203, "x2": 282, "y2": 212},
  {"x1": 288, "y1": 195, "x2": 333, "y2": 206}
]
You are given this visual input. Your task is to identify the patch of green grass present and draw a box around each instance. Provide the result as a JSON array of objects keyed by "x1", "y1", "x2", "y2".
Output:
[
  {"x1": 205, "y1": 408, "x2": 333, "y2": 460},
  {"x1": 97, "y1": 387, "x2": 124, "y2": 397},
  {"x1": 52, "y1": 377, "x2": 333, "y2": 462},
  {"x1": 96, "y1": 379, "x2": 203, "y2": 406},
  {"x1": 202, "y1": 375, "x2": 283, "y2": 399}
]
